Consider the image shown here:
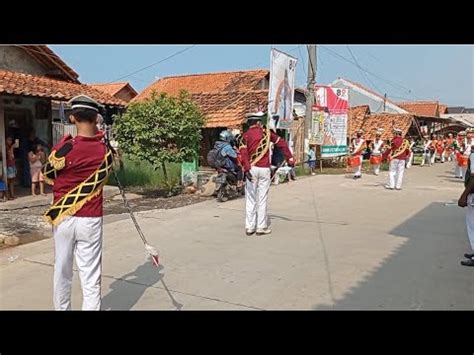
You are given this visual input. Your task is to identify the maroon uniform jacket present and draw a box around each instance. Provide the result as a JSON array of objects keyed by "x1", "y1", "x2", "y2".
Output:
[
  {"x1": 239, "y1": 126, "x2": 293, "y2": 171},
  {"x1": 384, "y1": 136, "x2": 410, "y2": 161},
  {"x1": 51, "y1": 133, "x2": 107, "y2": 217}
]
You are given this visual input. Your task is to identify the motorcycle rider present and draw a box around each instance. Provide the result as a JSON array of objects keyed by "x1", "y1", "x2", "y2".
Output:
[{"x1": 213, "y1": 130, "x2": 243, "y2": 187}]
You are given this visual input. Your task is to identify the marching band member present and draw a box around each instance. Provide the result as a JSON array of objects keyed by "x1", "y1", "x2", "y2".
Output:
[
  {"x1": 444, "y1": 133, "x2": 455, "y2": 162},
  {"x1": 420, "y1": 135, "x2": 432, "y2": 167},
  {"x1": 350, "y1": 129, "x2": 366, "y2": 180},
  {"x1": 43, "y1": 95, "x2": 113, "y2": 310},
  {"x1": 383, "y1": 128, "x2": 410, "y2": 190},
  {"x1": 239, "y1": 112, "x2": 294, "y2": 236},
  {"x1": 406, "y1": 136, "x2": 416, "y2": 169},
  {"x1": 435, "y1": 135, "x2": 445, "y2": 163},
  {"x1": 455, "y1": 131, "x2": 468, "y2": 179},
  {"x1": 369, "y1": 129, "x2": 384, "y2": 176},
  {"x1": 429, "y1": 134, "x2": 437, "y2": 165}
]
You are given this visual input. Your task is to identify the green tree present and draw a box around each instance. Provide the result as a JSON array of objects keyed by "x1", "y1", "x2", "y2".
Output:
[{"x1": 114, "y1": 90, "x2": 205, "y2": 184}]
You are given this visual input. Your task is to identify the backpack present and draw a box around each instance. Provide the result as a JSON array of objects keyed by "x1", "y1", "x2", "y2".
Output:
[{"x1": 207, "y1": 145, "x2": 227, "y2": 168}]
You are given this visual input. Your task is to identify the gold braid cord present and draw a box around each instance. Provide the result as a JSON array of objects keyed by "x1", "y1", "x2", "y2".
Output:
[
  {"x1": 250, "y1": 127, "x2": 271, "y2": 166},
  {"x1": 43, "y1": 151, "x2": 64, "y2": 186},
  {"x1": 43, "y1": 150, "x2": 113, "y2": 226},
  {"x1": 389, "y1": 139, "x2": 410, "y2": 160}
]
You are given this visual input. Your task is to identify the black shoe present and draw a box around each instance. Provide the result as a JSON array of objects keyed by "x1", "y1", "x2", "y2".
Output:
[
  {"x1": 464, "y1": 253, "x2": 474, "y2": 259},
  {"x1": 460, "y1": 258, "x2": 474, "y2": 266},
  {"x1": 353, "y1": 176, "x2": 358, "y2": 180}
]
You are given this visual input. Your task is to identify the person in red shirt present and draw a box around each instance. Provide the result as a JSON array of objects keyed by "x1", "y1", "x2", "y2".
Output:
[
  {"x1": 43, "y1": 95, "x2": 112, "y2": 310},
  {"x1": 239, "y1": 112, "x2": 294, "y2": 236},
  {"x1": 383, "y1": 128, "x2": 410, "y2": 190}
]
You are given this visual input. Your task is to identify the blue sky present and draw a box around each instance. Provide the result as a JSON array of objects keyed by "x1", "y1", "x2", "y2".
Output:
[{"x1": 50, "y1": 45, "x2": 474, "y2": 107}]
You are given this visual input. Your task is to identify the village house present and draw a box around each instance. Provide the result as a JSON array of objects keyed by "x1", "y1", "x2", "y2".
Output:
[
  {"x1": 0, "y1": 45, "x2": 126, "y2": 193},
  {"x1": 133, "y1": 69, "x2": 307, "y2": 166},
  {"x1": 90, "y1": 82, "x2": 138, "y2": 103}
]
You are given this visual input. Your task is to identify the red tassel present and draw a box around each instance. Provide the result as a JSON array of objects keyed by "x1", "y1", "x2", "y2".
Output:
[{"x1": 151, "y1": 254, "x2": 160, "y2": 267}]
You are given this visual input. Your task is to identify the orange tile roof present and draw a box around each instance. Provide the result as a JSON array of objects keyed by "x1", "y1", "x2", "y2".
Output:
[
  {"x1": 191, "y1": 90, "x2": 269, "y2": 128},
  {"x1": 397, "y1": 101, "x2": 439, "y2": 117},
  {"x1": 348, "y1": 105, "x2": 371, "y2": 136},
  {"x1": 0, "y1": 69, "x2": 126, "y2": 106},
  {"x1": 90, "y1": 82, "x2": 138, "y2": 98},
  {"x1": 349, "y1": 105, "x2": 414, "y2": 140},
  {"x1": 134, "y1": 69, "x2": 269, "y2": 102}
]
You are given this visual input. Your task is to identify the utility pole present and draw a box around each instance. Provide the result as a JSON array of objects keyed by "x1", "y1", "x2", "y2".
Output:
[
  {"x1": 304, "y1": 45, "x2": 317, "y2": 153},
  {"x1": 383, "y1": 93, "x2": 387, "y2": 111}
]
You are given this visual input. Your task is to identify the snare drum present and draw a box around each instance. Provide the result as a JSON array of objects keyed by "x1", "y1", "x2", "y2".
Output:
[
  {"x1": 369, "y1": 155, "x2": 382, "y2": 165},
  {"x1": 458, "y1": 155, "x2": 469, "y2": 168},
  {"x1": 347, "y1": 155, "x2": 361, "y2": 167}
]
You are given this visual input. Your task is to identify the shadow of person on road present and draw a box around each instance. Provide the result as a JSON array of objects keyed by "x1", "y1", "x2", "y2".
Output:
[{"x1": 101, "y1": 261, "x2": 164, "y2": 310}]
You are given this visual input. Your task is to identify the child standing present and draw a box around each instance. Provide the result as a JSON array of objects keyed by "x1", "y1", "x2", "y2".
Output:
[
  {"x1": 6, "y1": 136, "x2": 17, "y2": 200},
  {"x1": 29, "y1": 144, "x2": 46, "y2": 196},
  {"x1": 308, "y1": 145, "x2": 317, "y2": 176}
]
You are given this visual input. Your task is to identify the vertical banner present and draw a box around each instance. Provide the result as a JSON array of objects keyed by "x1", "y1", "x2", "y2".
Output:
[
  {"x1": 310, "y1": 107, "x2": 326, "y2": 145},
  {"x1": 315, "y1": 86, "x2": 349, "y2": 158},
  {"x1": 268, "y1": 49, "x2": 298, "y2": 130}
]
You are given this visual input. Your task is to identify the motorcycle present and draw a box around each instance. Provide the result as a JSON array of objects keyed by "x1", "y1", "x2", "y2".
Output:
[{"x1": 213, "y1": 168, "x2": 244, "y2": 202}]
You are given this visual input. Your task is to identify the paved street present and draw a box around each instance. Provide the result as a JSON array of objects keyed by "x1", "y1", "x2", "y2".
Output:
[{"x1": 1, "y1": 161, "x2": 473, "y2": 310}]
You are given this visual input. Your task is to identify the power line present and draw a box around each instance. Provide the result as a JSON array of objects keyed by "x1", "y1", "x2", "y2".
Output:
[
  {"x1": 346, "y1": 45, "x2": 383, "y2": 95},
  {"x1": 320, "y1": 45, "x2": 422, "y2": 99},
  {"x1": 110, "y1": 45, "x2": 196, "y2": 83}
]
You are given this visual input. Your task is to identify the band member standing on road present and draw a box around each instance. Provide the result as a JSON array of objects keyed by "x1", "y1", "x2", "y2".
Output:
[
  {"x1": 43, "y1": 95, "x2": 113, "y2": 310},
  {"x1": 383, "y1": 128, "x2": 410, "y2": 191},
  {"x1": 406, "y1": 137, "x2": 416, "y2": 169},
  {"x1": 350, "y1": 129, "x2": 365, "y2": 180},
  {"x1": 455, "y1": 131, "x2": 468, "y2": 179},
  {"x1": 239, "y1": 112, "x2": 294, "y2": 236},
  {"x1": 420, "y1": 135, "x2": 433, "y2": 167},
  {"x1": 369, "y1": 129, "x2": 385, "y2": 176},
  {"x1": 457, "y1": 143, "x2": 474, "y2": 266}
]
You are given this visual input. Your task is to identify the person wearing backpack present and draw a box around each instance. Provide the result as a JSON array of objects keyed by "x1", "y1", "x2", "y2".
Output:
[{"x1": 208, "y1": 130, "x2": 243, "y2": 185}]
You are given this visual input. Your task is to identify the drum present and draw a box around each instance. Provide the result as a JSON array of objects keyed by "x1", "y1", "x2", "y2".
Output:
[
  {"x1": 347, "y1": 155, "x2": 361, "y2": 167},
  {"x1": 369, "y1": 155, "x2": 382, "y2": 165},
  {"x1": 458, "y1": 155, "x2": 468, "y2": 168}
]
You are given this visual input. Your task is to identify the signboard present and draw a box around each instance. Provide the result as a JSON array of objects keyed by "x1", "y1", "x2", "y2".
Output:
[
  {"x1": 268, "y1": 49, "x2": 298, "y2": 130},
  {"x1": 315, "y1": 86, "x2": 349, "y2": 158},
  {"x1": 181, "y1": 160, "x2": 197, "y2": 186}
]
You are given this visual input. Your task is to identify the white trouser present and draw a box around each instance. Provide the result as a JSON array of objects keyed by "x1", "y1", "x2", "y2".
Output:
[
  {"x1": 406, "y1": 152, "x2": 414, "y2": 168},
  {"x1": 466, "y1": 194, "x2": 474, "y2": 251},
  {"x1": 353, "y1": 156, "x2": 362, "y2": 177},
  {"x1": 421, "y1": 152, "x2": 431, "y2": 166},
  {"x1": 430, "y1": 152, "x2": 436, "y2": 164},
  {"x1": 388, "y1": 159, "x2": 405, "y2": 189},
  {"x1": 454, "y1": 164, "x2": 465, "y2": 178},
  {"x1": 53, "y1": 216, "x2": 103, "y2": 311},
  {"x1": 373, "y1": 164, "x2": 381, "y2": 175},
  {"x1": 245, "y1": 166, "x2": 271, "y2": 231}
]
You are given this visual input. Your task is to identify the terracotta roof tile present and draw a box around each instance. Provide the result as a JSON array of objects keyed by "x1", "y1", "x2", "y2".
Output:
[
  {"x1": 90, "y1": 82, "x2": 138, "y2": 98},
  {"x1": 0, "y1": 69, "x2": 126, "y2": 106},
  {"x1": 192, "y1": 90, "x2": 268, "y2": 128},
  {"x1": 134, "y1": 69, "x2": 269, "y2": 102},
  {"x1": 397, "y1": 101, "x2": 439, "y2": 117},
  {"x1": 349, "y1": 105, "x2": 414, "y2": 140}
]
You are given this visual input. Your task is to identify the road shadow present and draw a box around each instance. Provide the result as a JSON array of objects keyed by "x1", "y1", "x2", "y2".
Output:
[
  {"x1": 314, "y1": 202, "x2": 474, "y2": 310},
  {"x1": 102, "y1": 262, "x2": 164, "y2": 310}
]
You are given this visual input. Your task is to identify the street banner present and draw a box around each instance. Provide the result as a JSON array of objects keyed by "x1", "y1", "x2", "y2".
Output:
[
  {"x1": 268, "y1": 49, "x2": 298, "y2": 130},
  {"x1": 315, "y1": 86, "x2": 349, "y2": 158}
]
